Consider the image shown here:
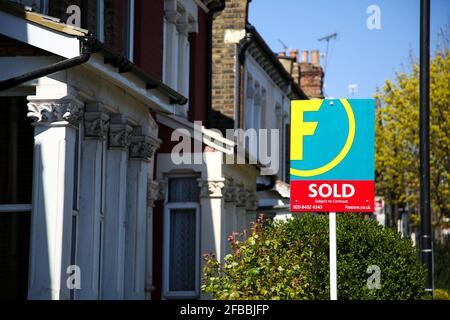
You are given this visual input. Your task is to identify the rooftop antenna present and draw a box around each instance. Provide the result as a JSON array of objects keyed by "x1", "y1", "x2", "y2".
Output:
[
  {"x1": 278, "y1": 39, "x2": 291, "y2": 52},
  {"x1": 318, "y1": 32, "x2": 337, "y2": 74}
]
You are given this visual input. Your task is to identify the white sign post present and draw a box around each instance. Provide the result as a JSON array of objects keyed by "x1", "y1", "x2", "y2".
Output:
[{"x1": 329, "y1": 212, "x2": 337, "y2": 300}]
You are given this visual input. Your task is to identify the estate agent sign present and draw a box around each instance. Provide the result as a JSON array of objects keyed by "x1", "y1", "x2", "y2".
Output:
[{"x1": 290, "y1": 99, "x2": 375, "y2": 212}]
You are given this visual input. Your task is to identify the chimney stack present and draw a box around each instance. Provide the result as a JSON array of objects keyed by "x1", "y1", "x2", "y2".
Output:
[
  {"x1": 278, "y1": 51, "x2": 286, "y2": 57},
  {"x1": 311, "y1": 50, "x2": 319, "y2": 65},
  {"x1": 290, "y1": 49, "x2": 299, "y2": 60},
  {"x1": 301, "y1": 50, "x2": 309, "y2": 63}
]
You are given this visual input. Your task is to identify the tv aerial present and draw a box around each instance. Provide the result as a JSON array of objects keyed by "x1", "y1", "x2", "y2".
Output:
[{"x1": 318, "y1": 32, "x2": 338, "y2": 74}]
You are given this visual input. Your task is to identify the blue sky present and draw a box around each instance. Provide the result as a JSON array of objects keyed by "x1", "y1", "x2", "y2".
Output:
[{"x1": 249, "y1": 0, "x2": 450, "y2": 99}]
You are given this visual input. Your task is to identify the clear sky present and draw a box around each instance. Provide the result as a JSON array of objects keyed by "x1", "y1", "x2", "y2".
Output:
[{"x1": 249, "y1": 0, "x2": 450, "y2": 99}]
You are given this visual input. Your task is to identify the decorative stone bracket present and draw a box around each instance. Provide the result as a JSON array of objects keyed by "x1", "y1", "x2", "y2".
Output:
[
  {"x1": 109, "y1": 123, "x2": 133, "y2": 150},
  {"x1": 27, "y1": 98, "x2": 84, "y2": 127},
  {"x1": 84, "y1": 112, "x2": 110, "y2": 139},
  {"x1": 130, "y1": 135, "x2": 160, "y2": 162},
  {"x1": 223, "y1": 179, "x2": 236, "y2": 203},
  {"x1": 198, "y1": 178, "x2": 225, "y2": 198},
  {"x1": 147, "y1": 180, "x2": 160, "y2": 208}
]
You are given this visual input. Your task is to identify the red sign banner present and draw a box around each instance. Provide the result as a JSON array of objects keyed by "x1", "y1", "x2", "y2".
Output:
[{"x1": 290, "y1": 180, "x2": 374, "y2": 212}]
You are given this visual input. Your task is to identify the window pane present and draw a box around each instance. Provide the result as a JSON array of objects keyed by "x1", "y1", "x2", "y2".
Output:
[
  {"x1": 168, "y1": 178, "x2": 199, "y2": 202},
  {"x1": 169, "y1": 209, "x2": 196, "y2": 292},
  {"x1": 0, "y1": 212, "x2": 31, "y2": 300},
  {"x1": 0, "y1": 97, "x2": 33, "y2": 205},
  {"x1": 8, "y1": 0, "x2": 45, "y2": 13}
]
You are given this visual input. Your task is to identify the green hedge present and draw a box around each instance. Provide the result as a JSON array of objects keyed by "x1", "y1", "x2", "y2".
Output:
[
  {"x1": 202, "y1": 214, "x2": 426, "y2": 300},
  {"x1": 435, "y1": 240, "x2": 450, "y2": 292}
]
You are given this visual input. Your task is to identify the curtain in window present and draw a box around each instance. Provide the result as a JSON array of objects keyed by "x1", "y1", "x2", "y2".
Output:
[
  {"x1": 168, "y1": 177, "x2": 199, "y2": 202},
  {"x1": 169, "y1": 209, "x2": 196, "y2": 292}
]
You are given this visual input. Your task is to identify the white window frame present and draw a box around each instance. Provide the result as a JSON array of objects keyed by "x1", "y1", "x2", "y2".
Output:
[
  {"x1": 96, "y1": 0, "x2": 105, "y2": 43},
  {"x1": 162, "y1": 174, "x2": 201, "y2": 299},
  {"x1": 70, "y1": 123, "x2": 82, "y2": 300},
  {"x1": 124, "y1": 0, "x2": 135, "y2": 61},
  {"x1": 163, "y1": 202, "x2": 200, "y2": 299},
  {"x1": 163, "y1": 0, "x2": 198, "y2": 116},
  {"x1": 0, "y1": 204, "x2": 32, "y2": 213}
]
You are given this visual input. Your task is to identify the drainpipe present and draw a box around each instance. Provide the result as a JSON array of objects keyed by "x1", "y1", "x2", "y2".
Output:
[
  {"x1": 206, "y1": 0, "x2": 226, "y2": 128},
  {"x1": 0, "y1": 36, "x2": 93, "y2": 91},
  {"x1": 237, "y1": 32, "x2": 252, "y2": 129}
]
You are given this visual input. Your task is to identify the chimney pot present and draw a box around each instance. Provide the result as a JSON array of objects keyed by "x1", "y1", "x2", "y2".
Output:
[
  {"x1": 311, "y1": 50, "x2": 320, "y2": 65},
  {"x1": 290, "y1": 49, "x2": 298, "y2": 59},
  {"x1": 301, "y1": 50, "x2": 309, "y2": 63}
]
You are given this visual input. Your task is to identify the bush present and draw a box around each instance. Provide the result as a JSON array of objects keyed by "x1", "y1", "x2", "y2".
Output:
[
  {"x1": 434, "y1": 240, "x2": 450, "y2": 292},
  {"x1": 202, "y1": 213, "x2": 426, "y2": 300},
  {"x1": 433, "y1": 288, "x2": 450, "y2": 300}
]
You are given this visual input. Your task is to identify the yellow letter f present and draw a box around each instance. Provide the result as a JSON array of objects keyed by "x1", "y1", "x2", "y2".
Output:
[{"x1": 291, "y1": 100, "x2": 322, "y2": 160}]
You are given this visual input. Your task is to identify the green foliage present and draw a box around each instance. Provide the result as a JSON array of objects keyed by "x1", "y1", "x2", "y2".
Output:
[
  {"x1": 202, "y1": 214, "x2": 426, "y2": 300},
  {"x1": 433, "y1": 288, "x2": 450, "y2": 300},
  {"x1": 434, "y1": 240, "x2": 450, "y2": 292},
  {"x1": 374, "y1": 28, "x2": 450, "y2": 225}
]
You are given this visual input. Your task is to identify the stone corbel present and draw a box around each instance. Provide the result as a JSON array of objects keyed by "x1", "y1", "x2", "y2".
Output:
[
  {"x1": 157, "y1": 179, "x2": 168, "y2": 201},
  {"x1": 130, "y1": 135, "x2": 160, "y2": 162},
  {"x1": 245, "y1": 190, "x2": 259, "y2": 211},
  {"x1": 176, "y1": 13, "x2": 190, "y2": 36},
  {"x1": 235, "y1": 183, "x2": 247, "y2": 207},
  {"x1": 109, "y1": 123, "x2": 132, "y2": 150},
  {"x1": 84, "y1": 112, "x2": 110, "y2": 139},
  {"x1": 199, "y1": 179, "x2": 225, "y2": 198},
  {"x1": 165, "y1": 9, "x2": 180, "y2": 25},
  {"x1": 223, "y1": 179, "x2": 237, "y2": 203},
  {"x1": 147, "y1": 180, "x2": 160, "y2": 208},
  {"x1": 27, "y1": 98, "x2": 84, "y2": 127}
]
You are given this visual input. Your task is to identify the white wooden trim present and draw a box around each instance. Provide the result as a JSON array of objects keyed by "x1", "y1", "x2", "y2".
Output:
[
  {"x1": 0, "y1": 10, "x2": 81, "y2": 59},
  {"x1": 96, "y1": 0, "x2": 105, "y2": 42},
  {"x1": 163, "y1": 201, "x2": 200, "y2": 299},
  {"x1": 128, "y1": 0, "x2": 135, "y2": 62},
  {"x1": 0, "y1": 204, "x2": 32, "y2": 212}
]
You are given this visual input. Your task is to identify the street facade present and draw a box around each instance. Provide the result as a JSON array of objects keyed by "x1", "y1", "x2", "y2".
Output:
[{"x1": 0, "y1": 0, "x2": 325, "y2": 300}]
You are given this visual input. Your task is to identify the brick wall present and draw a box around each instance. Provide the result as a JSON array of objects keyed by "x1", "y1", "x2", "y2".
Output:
[
  {"x1": 299, "y1": 63, "x2": 324, "y2": 99},
  {"x1": 133, "y1": 0, "x2": 164, "y2": 80},
  {"x1": 104, "y1": 0, "x2": 125, "y2": 54},
  {"x1": 210, "y1": 0, "x2": 250, "y2": 130}
]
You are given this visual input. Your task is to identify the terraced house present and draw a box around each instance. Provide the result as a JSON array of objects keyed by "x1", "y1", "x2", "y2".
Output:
[{"x1": 0, "y1": 0, "x2": 322, "y2": 300}]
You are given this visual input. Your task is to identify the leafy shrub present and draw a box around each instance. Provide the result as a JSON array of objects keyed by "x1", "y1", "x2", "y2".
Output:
[
  {"x1": 433, "y1": 288, "x2": 450, "y2": 300},
  {"x1": 434, "y1": 240, "x2": 450, "y2": 292},
  {"x1": 202, "y1": 213, "x2": 426, "y2": 300}
]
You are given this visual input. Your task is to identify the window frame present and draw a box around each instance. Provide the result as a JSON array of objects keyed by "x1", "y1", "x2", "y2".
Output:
[
  {"x1": 163, "y1": 202, "x2": 200, "y2": 299},
  {"x1": 96, "y1": 0, "x2": 105, "y2": 43},
  {"x1": 162, "y1": 175, "x2": 201, "y2": 299},
  {"x1": 123, "y1": 0, "x2": 135, "y2": 61}
]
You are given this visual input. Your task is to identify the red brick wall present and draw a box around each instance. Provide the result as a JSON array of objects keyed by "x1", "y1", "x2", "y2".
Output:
[
  {"x1": 188, "y1": 8, "x2": 208, "y2": 123},
  {"x1": 133, "y1": 0, "x2": 164, "y2": 79},
  {"x1": 104, "y1": 0, "x2": 125, "y2": 54}
]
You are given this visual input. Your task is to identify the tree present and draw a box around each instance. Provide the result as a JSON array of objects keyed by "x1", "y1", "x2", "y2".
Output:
[
  {"x1": 375, "y1": 26, "x2": 450, "y2": 227},
  {"x1": 202, "y1": 214, "x2": 425, "y2": 300}
]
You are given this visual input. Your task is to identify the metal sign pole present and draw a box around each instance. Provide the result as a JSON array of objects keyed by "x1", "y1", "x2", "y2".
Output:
[{"x1": 329, "y1": 212, "x2": 337, "y2": 300}]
